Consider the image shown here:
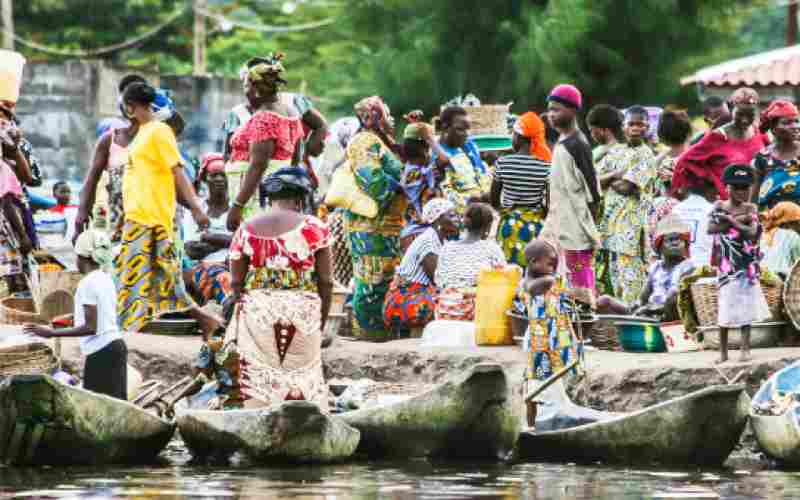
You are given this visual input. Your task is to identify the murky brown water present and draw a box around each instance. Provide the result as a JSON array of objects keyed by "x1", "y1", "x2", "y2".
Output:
[{"x1": 0, "y1": 439, "x2": 799, "y2": 499}]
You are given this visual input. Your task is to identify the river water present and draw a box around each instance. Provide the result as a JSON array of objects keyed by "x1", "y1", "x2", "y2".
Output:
[{"x1": 1, "y1": 439, "x2": 799, "y2": 499}]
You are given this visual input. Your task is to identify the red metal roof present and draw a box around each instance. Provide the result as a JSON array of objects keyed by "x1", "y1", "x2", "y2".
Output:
[{"x1": 681, "y1": 45, "x2": 800, "y2": 87}]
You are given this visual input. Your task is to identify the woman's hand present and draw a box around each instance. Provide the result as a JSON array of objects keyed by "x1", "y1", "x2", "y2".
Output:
[
  {"x1": 8, "y1": 127, "x2": 21, "y2": 147},
  {"x1": 73, "y1": 209, "x2": 90, "y2": 245},
  {"x1": 23, "y1": 324, "x2": 55, "y2": 338},
  {"x1": 192, "y1": 207, "x2": 210, "y2": 231},
  {"x1": 227, "y1": 205, "x2": 242, "y2": 232}
]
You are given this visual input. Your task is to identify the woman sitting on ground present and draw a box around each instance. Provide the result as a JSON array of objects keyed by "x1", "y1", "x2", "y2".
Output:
[
  {"x1": 597, "y1": 214, "x2": 695, "y2": 322},
  {"x1": 192, "y1": 167, "x2": 333, "y2": 410},
  {"x1": 183, "y1": 153, "x2": 233, "y2": 306},
  {"x1": 383, "y1": 198, "x2": 459, "y2": 338},
  {"x1": 435, "y1": 202, "x2": 506, "y2": 321},
  {"x1": 760, "y1": 201, "x2": 800, "y2": 279}
]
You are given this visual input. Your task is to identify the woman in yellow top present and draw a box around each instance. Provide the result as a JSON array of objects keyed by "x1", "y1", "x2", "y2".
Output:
[{"x1": 116, "y1": 82, "x2": 221, "y2": 334}]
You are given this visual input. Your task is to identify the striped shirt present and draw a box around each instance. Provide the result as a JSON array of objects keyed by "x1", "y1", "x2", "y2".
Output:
[
  {"x1": 494, "y1": 154, "x2": 550, "y2": 209},
  {"x1": 397, "y1": 227, "x2": 442, "y2": 285}
]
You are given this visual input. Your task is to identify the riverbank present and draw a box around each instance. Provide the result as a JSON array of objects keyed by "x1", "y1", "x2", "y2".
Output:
[{"x1": 54, "y1": 333, "x2": 800, "y2": 413}]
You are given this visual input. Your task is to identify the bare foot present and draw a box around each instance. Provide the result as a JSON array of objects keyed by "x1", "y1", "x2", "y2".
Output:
[{"x1": 715, "y1": 356, "x2": 728, "y2": 365}]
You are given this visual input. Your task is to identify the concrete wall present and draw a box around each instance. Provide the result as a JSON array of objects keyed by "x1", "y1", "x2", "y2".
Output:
[{"x1": 13, "y1": 60, "x2": 238, "y2": 185}]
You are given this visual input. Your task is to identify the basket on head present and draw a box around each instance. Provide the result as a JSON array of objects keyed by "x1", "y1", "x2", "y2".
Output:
[
  {"x1": 462, "y1": 105, "x2": 511, "y2": 136},
  {"x1": 692, "y1": 278, "x2": 784, "y2": 327}
]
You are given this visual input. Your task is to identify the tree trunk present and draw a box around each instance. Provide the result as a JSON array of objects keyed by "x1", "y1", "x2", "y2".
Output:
[
  {"x1": 1, "y1": 0, "x2": 13, "y2": 51},
  {"x1": 788, "y1": 0, "x2": 798, "y2": 47},
  {"x1": 193, "y1": 0, "x2": 206, "y2": 76}
]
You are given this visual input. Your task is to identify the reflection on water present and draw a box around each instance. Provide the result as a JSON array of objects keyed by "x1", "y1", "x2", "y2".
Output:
[{"x1": 1, "y1": 440, "x2": 800, "y2": 499}]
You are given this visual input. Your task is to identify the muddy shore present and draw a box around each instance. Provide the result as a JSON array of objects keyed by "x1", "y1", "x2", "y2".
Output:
[{"x1": 54, "y1": 333, "x2": 800, "y2": 413}]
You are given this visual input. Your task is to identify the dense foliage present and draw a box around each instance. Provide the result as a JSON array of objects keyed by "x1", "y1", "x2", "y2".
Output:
[{"x1": 12, "y1": 0, "x2": 780, "y2": 118}]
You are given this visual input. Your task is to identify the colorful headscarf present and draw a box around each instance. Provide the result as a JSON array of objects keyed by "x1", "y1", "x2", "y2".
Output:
[
  {"x1": 262, "y1": 167, "x2": 314, "y2": 196},
  {"x1": 653, "y1": 213, "x2": 691, "y2": 254},
  {"x1": 152, "y1": 88, "x2": 176, "y2": 122},
  {"x1": 74, "y1": 228, "x2": 113, "y2": 267},
  {"x1": 198, "y1": 152, "x2": 225, "y2": 183},
  {"x1": 422, "y1": 198, "x2": 455, "y2": 225},
  {"x1": 730, "y1": 87, "x2": 759, "y2": 107},
  {"x1": 513, "y1": 112, "x2": 552, "y2": 162},
  {"x1": 760, "y1": 100, "x2": 799, "y2": 133},
  {"x1": 354, "y1": 96, "x2": 393, "y2": 135},
  {"x1": 241, "y1": 53, "x2": 287, "y2": 87}
]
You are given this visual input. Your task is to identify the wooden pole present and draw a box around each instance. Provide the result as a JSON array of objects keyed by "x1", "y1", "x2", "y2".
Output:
[
  {"x1": 193, "y1": 0, "x2": 207, "y2": 76},
  {"x1": 1, "y1": 0, "x2": 13, "y2": 50},
  {"x1": 788, "y1": 0, "x2": 798, "y2": 47}
]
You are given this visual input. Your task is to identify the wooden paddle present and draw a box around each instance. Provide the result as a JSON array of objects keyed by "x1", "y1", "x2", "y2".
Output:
[{"x1": 525, "y1": 358, "x2": 579, "y2": 403}]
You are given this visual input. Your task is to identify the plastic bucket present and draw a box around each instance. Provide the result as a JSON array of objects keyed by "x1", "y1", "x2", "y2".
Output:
[{"x1": 0, "y1": 50, "x2": 25, "y2": 103}]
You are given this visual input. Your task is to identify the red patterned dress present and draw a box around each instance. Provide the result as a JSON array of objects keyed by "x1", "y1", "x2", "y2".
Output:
[{"x1": 194, "y1": 214, "x2": 332, "y2": 410}]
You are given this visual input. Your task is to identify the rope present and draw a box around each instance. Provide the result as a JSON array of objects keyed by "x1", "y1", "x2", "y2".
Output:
[
  {"x1": 195, "y1": 6, "x2": 335, "y2": 33},
  {"x1": 5, "y1": 6, "x2": 189, "y2": 58}
]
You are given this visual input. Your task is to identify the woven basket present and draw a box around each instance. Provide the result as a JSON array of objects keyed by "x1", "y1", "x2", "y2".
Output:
[
  {"x1": 329, "y1": 211, "x2": 353, "y2": 287},
  {"x1": 587, "y1": 319, "x2": 621, "y2": 351},
  {"x1": 692, "y1": 279, "x2": 783, "y2": 327},
  {"x1": 0, "y1": 342, "x2": 57, "y2": 377},
  {"x1": 0, "y1": 297, "x2": 48, "y2": 325},
  {"x1": 462, "y1": 105, "x2": 511, "y2": 136}
]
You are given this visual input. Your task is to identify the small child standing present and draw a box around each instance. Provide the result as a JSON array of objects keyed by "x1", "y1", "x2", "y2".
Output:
[
  {"x1": 24, "y1": 229, "x2": 127, "y2": 399},
  {"x1": 708, "y1": 164, "x2": 771, "y2": 363},
  {"x1": 521, "y1": 238, "x2": 581, "y2": 427}
]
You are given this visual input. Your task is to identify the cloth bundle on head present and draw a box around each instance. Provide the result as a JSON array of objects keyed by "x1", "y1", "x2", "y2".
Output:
[
  {"x1": 422, "y1": 198, "x2": 455, "y2": 225},
  {"x1": 74, "y1": 229, "x2": 113, "y2": 267},
  {"x1": 513, "y1": 112, "x2": 552, "y2": 162},
  {"x1": 760, "y1": 100, "x2": 799, "y2": 133},
  {"x1": 762, "y1": 201, "x2": 800, "y2": 232},
  {"x1": 547, "y1": 84, "x2": 582, "y2": 110},
  {"x1": 241, "y1": 53, "x2": 287, "y2": 87},
  {"x1": 730, "y1": 87, "x2": 759, "y2": 107},
  {"x1": 262, "y1": 166, "x2": 314, "y2": 197},
  {"x1": 653, "y1": 213, "x2": 691, "y2": 253},
  {"x1": 354, "y1": 96, "x2": 392, "y2": 135}
]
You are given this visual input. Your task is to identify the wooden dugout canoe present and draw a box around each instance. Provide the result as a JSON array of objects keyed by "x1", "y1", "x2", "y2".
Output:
[
  {"x1": 176, "y1": 400, "x2": 360, "y2": 464},
  {"x1": 340, "y1": 363, "x2": 520, "y2": 460},
  {"x1": 0, "y1": 374, "x2": 175, "y2": 465},
  {"x1": 516, "y1": 384, "x2": 749, "y2": 466}
]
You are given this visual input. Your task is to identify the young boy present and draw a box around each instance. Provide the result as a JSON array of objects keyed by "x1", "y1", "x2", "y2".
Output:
[
  {"x1": 24, "y1": 229, "x2": 127, "y2": 399},
  {"x1": 522, "y1": 238, "x2": 581, "y2": 427},
  {"x1": 597, "y1": 214, "x2": 695, "y2": 321},
  {"x1": 708, "y1": 164, "x2": 771, "y2": 363}
]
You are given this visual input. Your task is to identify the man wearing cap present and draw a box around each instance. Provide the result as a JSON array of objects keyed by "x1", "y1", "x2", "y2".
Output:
[{"x1": 541, "y1": 84, "x2": 601, "y2": 293}]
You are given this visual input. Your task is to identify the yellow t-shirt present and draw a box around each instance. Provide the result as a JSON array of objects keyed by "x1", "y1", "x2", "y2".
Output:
[{"x1": 122, "y1": 121, "x2": 180, "y2": 235}]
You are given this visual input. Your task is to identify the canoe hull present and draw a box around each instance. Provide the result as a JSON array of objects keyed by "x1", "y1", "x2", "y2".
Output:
[
  {"x1": 516, "y1": 385, "x2": 749, "y2": 466},
  {"x1": 752, "y1": 412, "x2": 800, "y2": 466},
  {"x1": 342, "y1": 363, "x2": 520, "y2": 459},
  {"x1": 0, "y1": 374, "x2": 175, "y2": 465},
  {"x1": 176, "y1": 401, "x2": 360, "y2": 464}
]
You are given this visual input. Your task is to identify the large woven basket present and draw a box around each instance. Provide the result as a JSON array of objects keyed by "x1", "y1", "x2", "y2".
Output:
[
  {"x1": 0, "y1": 341, "x2": 57, "y2": 377},
  {"x1": 462, "y1": 105, "x2": 511, "y2": 136},
  {"x1": 0, "y1": 297, "x2": 48, "y2": 325},
  {"x1": 692, "y1": 279, "x2": 783, "y2": 328},
  {"x1": 329, "y1": 211, "x2": 353, "y2": 287},
  {"x1": 586, "y1": 318, "x2": 621, "y2": 351}
]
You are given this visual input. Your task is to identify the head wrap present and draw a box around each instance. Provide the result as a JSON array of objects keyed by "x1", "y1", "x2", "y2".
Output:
[
  {"x1": 762, "y1": 201, "x2": 800, "y2": 235},
  {"x1": 74, "y1": 229, "x2": 113, "y2": 267},
  {"x1": 198, "y1": 152, "x2": 225, "y2": 182},
  {"x1": 422, "y1": 198, "x2": 455, "y2": 225},
  {"x1": 730, "y1": 87, "x2": 759, "y2": 107},
  {"x1": 354, "y1": 96, "x2": 393, "y2": 135},
  {"x1": 262, "y1": 167, "x2": 314, "y2": 197},
  {"x1": 403, "y1": 122, "x2": 432, "y2": 141},
  {"x1": 653, "y1": 213, "x2": 691, "y2": 253},
  {"x1": 151, "y1": 88, "x2": 176, "y2": 122},
  {"x1": 241, "y1": 53, "x2": 287, "y2": 87},
  {"x1": 760, "y1": 100, "x2": 799, "y2": 133},
  {"x1": 328, "y1": 117, "x2": 361, "y2": 149},
  {"x1": 547, "y1": 84, "x2": 582, "y2": 110},
  {"x1": 513, "y1": 112, "x2": 552, "y2": 162}
]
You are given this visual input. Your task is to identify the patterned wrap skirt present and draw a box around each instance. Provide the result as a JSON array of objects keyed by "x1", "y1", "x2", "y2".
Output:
[
  {"x1": 435, "y1": 287, "x2": 476, "y2": 321},
  {"x1": 115, "y1": 220, "x2": 195, "y2": 333},
  {"x1": 497, "y1": 206, "x2": 545, "y2": 268},
  {"x1": 595, "y1": 249, "x2": 647, "y2": 305},
  {"x1": 383, "y1": 276, "x2": 437, "y2": 333},
  {"x1": 564, "y1": 249, "x2": 596, "y2": 292},
  {"x1": 190, "y1": 262, "x2": 233, "y2": 305}
]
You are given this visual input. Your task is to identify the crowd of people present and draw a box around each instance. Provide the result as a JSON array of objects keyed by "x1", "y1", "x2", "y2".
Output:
[{"x1": 2, "y1": 49, "x2": 798, "y2": 411}]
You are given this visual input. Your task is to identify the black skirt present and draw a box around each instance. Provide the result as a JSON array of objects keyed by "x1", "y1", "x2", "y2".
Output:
[{"x1": 83, "y1": 339, "x2": 128, "y2": 400}]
